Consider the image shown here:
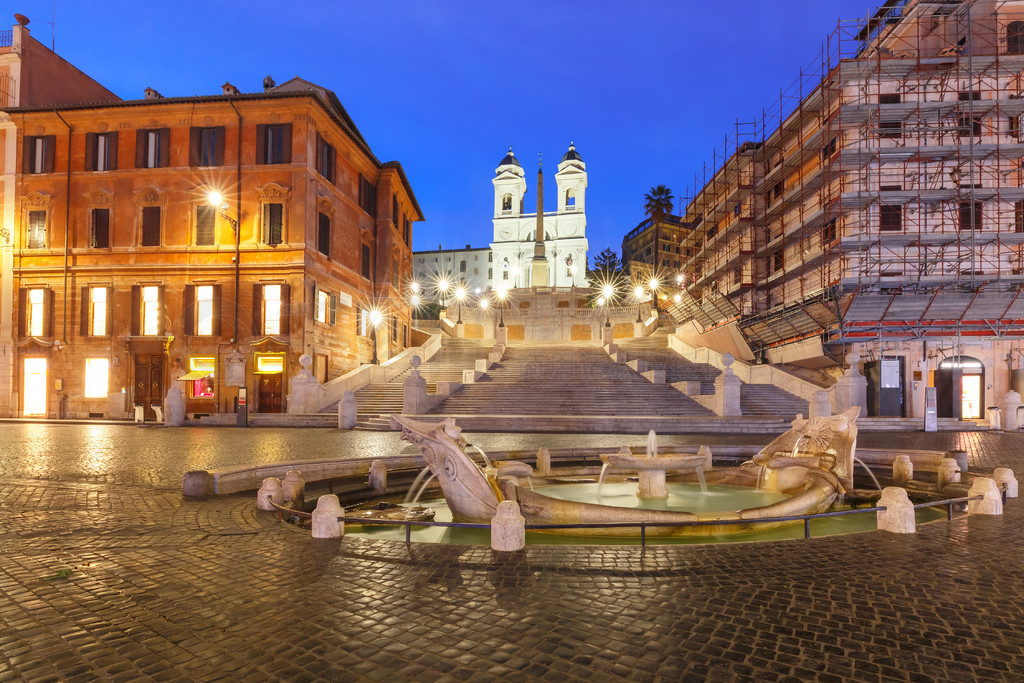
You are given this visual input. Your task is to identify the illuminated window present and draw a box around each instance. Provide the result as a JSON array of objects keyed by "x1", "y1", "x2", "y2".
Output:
[
  {"x1": 263, "y1": 284, "x2": 281, "y2": 335},
  {"x1": 27, "y1": 288, "x2": 45, "y2": 336},
  {"x1": 189, "y1": 357, "x2": 215, "y2": 398},
  {"x1": 256, "y1": 355, "x2": 284, "y2": 373},
  {"x1": 89, "y1": 287, "x2": 108, "y2": 336},
  {"x1": 142, "y1": 286, "x2": 161, "y2": 335},
  {"x1": 84, "y1": 358, "x2": 109, "y2": 398},
  {"x1": 196, "y1": 286, "x2": 214, "y2": 335},
  {"x1": 315, "y1": 288, "x2": 333, "y2": 324},
  {"x1": 27, "y1": 210, "x2": 47, "y2": 248}
]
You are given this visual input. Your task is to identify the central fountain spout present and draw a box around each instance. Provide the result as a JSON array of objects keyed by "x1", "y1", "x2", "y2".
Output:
[{"x1": 791, "y1": 435, "x2": 811, "y2": 459}]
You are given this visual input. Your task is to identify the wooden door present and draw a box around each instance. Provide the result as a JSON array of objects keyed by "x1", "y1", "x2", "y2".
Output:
[
  {"x1": 134, "y1": 354, "x2": 164, "y2": 418},
  {"x1": 258, "y1": 373, "x2": 283, "y2": 413}
]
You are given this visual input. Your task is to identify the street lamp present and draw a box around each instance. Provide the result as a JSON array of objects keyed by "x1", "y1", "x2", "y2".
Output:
[
  {"x1": 369, "y1": 308, "x2": 383, "y2": 365},
  {"x1": 649, "y1": 277, "x2": 660, "y2": 314},
  {"x1": 510, "y1": 264, "x2": 520, "y2": 289},
  {"x1": 602, "y1": 284, "x2": 614, "y2": 327},
  {"x1": 496, "y1": 286, "x2": 507, "y2": 327},
  {"x1": 437, "y1": 278, "x2": 450, "y2": 308},
  {"x1": 208, "y1": 190, "x2": 240, "y2": 342},
  {"x1": 634, "y1": 285, "x2": 645, "y2": 322},
  {"x1": 455, "y1": 286, "x2": 466, "y2": 324}
]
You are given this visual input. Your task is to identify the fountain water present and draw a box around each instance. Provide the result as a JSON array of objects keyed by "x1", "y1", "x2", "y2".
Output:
[
  {"x1": 403, "y1": 466, "x2": 434, "y2": 504},
  {"x1": 853, "y1": 455, "x2": 882, "y2": 490}
]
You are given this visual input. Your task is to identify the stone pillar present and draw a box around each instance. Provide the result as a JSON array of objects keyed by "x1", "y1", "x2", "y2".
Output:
[
  {"x1": 164, "y1": 385, "x2": 186, "y2": 426},
  {"x1": 281, "y1": 470, "x2": 305, "y2": 504},
  {"x1": 287, "y1": 354, "x2": 322, "y2": 414},
  {"x1": 809, "y1": 390, "x2": 832, "y2": 418},
  {"x1": 182, "y1": 470, "x2": 213, "y2": 497},
  {"x1": 892, "y1": 454, "x2": 913, "y2": 484},
  {"x1": 936, "y1": 458, "x2": 960, "y2": 491},
  {"x1": 403, "y1": 356, "x2": 429, "y2": 414},
  {"x1": 877, "y1": 487, "x2": 916, "y2": 533},
  {"x1": 637, "y1": 470, "x2": 669, "y2": 499},
  {"x1": 311, "y1": 495, "x2": 345, "y2": 538},
  {"x1": 369, "y1": 461, "x2": 388, "y2": 492},
  {"x1": 993, "y1": 467, "x2": 1018, "y2": 498},
  {"x1": 495, "y1": 326, "x2": 508, "y2": 346},
  {"x1": 339, "y1": 391, "x2": 357, "y2": 429},
  {"x1": 713, "y1": 354, "x2": 742, "y2": 417},
  {"x1": 968, "y1": 477, "x2": 1003, "y2": 516},
  {"x1": 1000, "y1": 390, "x2": 1022, "y2": 430},
  {"x1": 602, "y1": 324, "x2": 613, "y2": 346},
  {"x1": 490, "y1": 500, "x2": 526, "y2": 551},
  {"x1": 536, "y1": 447, "x2": 551, "y2": 475},
  {"x1": 257, "y1": 477, "x2": 282, "y2": 510},
  {"x1": 833, "y1": 352, "x2": 868, "y2": 415}
]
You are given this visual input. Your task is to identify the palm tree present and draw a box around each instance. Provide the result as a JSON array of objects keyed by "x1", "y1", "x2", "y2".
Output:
[{"x1": 644, "y1": 185, "x2": 674, "y2": 221}]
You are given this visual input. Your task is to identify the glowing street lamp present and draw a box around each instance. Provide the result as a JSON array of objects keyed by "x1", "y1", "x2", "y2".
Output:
[
  {"x1": 496, "y1": 286, "x2": 508, "y2": 327},
  {"x1": 602, "y1": 284, "x2": 614, "y2": 327},
  {"x1": 368, "y1": 307, "x2": 384, "y2": 364},
  {"x1": 209, "y1": 189, "x2": 240, "y2": 342},
  {"x1": 510, "y1": 264, "x2": 520, "y2": 288},
  {"x1": 634, "y1": 285, "x2": 645, "y2": 322},
  {"x1": 437, "y1": 278, "x2": 450, "y2": 307},
  {"x1": 455, "y1": 286, "x2": 466, "y2": 324},
  {"x1": 649, "y1": 277, "x2": 660, "y2": 314}
]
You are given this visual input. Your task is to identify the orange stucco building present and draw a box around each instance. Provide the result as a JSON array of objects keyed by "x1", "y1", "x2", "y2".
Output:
[{"x1": 2, "y1": 61, "x2": 421, "y2": 418}]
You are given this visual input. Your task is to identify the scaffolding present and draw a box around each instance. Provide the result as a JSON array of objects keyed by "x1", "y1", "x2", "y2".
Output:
[{"x1": 670, "y1": 0, "x2": 1024, "y2": 355}]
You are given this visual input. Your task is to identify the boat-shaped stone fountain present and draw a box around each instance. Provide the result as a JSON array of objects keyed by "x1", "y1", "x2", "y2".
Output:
[{"x1": 390, "y1": 408, "x2": 861, "y2": 537}]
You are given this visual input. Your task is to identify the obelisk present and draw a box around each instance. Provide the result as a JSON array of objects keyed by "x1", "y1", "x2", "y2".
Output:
[{"x1": 531, "y1": 156, "x2": 549, "y2": 287}]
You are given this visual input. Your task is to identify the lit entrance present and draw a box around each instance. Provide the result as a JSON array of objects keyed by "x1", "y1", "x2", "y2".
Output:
[
  {"x1": 255, "y1": 354, "x2": 285, "y2": 413},
  {"x1": 23, "y1": 358, "x2": 47, "y2": 416},
  {"x1": 934, "y1": 355, "x2": 985, "y2": 420}
]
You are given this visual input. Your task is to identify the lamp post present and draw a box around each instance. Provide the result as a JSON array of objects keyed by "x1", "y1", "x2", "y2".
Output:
[
  {"x1": 208, "y1": 191, "x2": 240, "y2": 342},
  {"x1": 634, "y1": 285, "x2": 645, "y2": 323},
  {"x1": 602, "y1": 284, "x2": 614, "y2": 327},
  {"x1": 369, "y1": 308, "x2": 383, "y2": 365},
  {"x1": 496, "y1": 286, "x2": 507, "y2": 327},
  {"x1": 649, "y1": 277, "x2": 660, "y2": 315},
  {"x1": 438, "y1": 278, "x2": 450, "y2": 308},
  {"x1": 455, "y1": 286, "x2": 466, "y2": 324}
]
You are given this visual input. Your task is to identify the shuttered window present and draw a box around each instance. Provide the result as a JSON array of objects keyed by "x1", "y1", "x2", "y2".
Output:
[
  {"x1": 263, "y1": 203, "x2": 283, "y2": 245},
  {"x1": 141, "y1": 206, "x2": 161, "y2": 246},
  {"x1": 196, "y1": 205, "x2": 215, "y2": 246},
  {"x1": 91, "y1": 208, "x2": 110, "y2": 248}
]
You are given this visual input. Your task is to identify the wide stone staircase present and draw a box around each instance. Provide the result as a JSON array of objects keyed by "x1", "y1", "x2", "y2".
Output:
[
  {"x1": 344, "y1": 338, "x2": 492, "y2": 429},
  {"x1": 616, "y1": 332, "x2": 809, "y2": 419},
  {"x1": 429, "y1": 344, "x2": 715, "y2": 418}
]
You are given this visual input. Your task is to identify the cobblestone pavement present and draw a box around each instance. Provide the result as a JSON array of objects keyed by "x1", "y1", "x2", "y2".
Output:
[{"x1": 1, "y1": 423, "x2": 1024, "y2": 681}]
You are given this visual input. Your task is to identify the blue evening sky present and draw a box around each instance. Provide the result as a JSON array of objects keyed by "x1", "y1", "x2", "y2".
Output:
[{"x1": 22, "y1": 0, "x2": 876, "y2": 259}]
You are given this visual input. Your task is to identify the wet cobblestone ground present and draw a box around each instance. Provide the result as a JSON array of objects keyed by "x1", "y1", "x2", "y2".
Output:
[{"x1": 1, "y1": 422, "x2": 1023, "y2": 681}]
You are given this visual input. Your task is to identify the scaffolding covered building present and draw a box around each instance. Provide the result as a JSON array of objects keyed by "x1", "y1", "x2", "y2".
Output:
[{"x1": 668, "y1": 0, "x2": 1024, "y2": 420}]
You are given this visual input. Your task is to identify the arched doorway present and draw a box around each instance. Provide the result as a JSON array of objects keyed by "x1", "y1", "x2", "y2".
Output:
[{"x1": 934, "y1": 355, "x2": 985, "y2": 419}]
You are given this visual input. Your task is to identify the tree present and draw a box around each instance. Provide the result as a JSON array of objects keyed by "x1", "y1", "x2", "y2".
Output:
[
  {"x1": 644, "y1": 185, "x2": 674, "y2": 221},
  {"x1": 592, "y1": 247, "x2": 621, "y2": 278}
]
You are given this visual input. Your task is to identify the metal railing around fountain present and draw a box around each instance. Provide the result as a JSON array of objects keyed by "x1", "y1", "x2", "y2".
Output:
[{"x1": 267, "y1": 494, "x2": 986, "y2": 547}]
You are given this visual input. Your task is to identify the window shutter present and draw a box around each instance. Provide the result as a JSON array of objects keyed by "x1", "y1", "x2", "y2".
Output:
[
  {"x1": 108, "y1": 132, "x2": 119, "y2": 170},
  {"x1": 105, "y1": 287, "x2": 114, "y2": 336},
  {"x1": 80, "y1": 286, "x2": 89, "y2": 337},
  {"x1": 157, "y1": 286, "x2": 166, "y2": 336},
  {"x1": 280, "y1": 283, "x2": 290, "y2": 335},
  {"x1": 316, "y1": 134, "x2": 324, "y2": 175},
  {"x1": 252, "y1": 284, "x2": 262, "y2": 335},
  {"x1": 281, "y1": 124, "x2": 292, "y2": 163},
  {"x1": 43, "y1": 136, "x2": 56, "y2": 174},
  {"x1": 329, "y1": 294, "x2": 337, "y2": 325},
  {"x1": 43, "y1": 289, "x2": 53, "y2": 337},
  {"x1": 310, "y1": 285, "x2": 318, "y2": 319},
  {"x1": 328, "y1": 145, "x2": 336, "y2": 183},
  {"x1": 22, "y1": 137, "x2": 32, "y2": 174},
  {"x1": 85, "y1": 133, "x2": 97, "y2": 172},
  {"x1": 17, "y1": 288, "x2": 26, "y2": 336},
  {"x1": 135, "y1": 130, "x2": 146, "y2": 168},
  {"x1": 130, "y1": 285, "x2": 141, "y2": 335},
  {"x1": 183, "y1": 284, "x2": 195, "y2": 335},
  {"x1": 189, "y1": 127, "x2": 201, "y2": 166},
  {"x1": 158, "y1": 129, "x2": 170, "y2": 167},
  {"x1": 212, "y1": 284, "x2": 222, "y2": 336},
  {"x1": 256, "y1": 125, "x2": 267, "y2": 164},
  {"x1": 214, "y1": 126, "x2": 226, "y2": 166}
]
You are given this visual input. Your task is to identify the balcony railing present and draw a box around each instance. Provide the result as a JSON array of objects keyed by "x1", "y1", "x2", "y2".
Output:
[{"x1": 0, "y1": 30, "x2": 12, "y2": 48}]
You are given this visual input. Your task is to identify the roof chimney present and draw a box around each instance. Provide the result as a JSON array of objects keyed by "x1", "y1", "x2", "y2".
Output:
[
  {"x1": 144, "y1": 87, "x2": 163, "y2": 100},
  {"x1": 263, "y1": 75, "x2": 276, "y2": 92},
  {"x1": 222, "y1": 82, "x2": 240, "y2": 96}
]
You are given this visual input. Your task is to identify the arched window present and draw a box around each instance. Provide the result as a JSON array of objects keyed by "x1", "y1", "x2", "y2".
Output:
[
  {"x1": 565, "y1": 188, "x2": 576, "y2": 209},
  {"x1": 1009, "y1": 21, "x2": 1024, "y2": 54},
  {"x1": 501, "y1": 194, "x2": 512, "y2": 212},
  {"x1": 459, "y1": 260, "x2": 467, "y2": 273}
]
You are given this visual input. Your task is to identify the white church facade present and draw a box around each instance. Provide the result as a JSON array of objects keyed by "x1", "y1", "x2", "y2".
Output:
[{"x1": 413, "y1": 144, "x2": 589, "y2": 299}]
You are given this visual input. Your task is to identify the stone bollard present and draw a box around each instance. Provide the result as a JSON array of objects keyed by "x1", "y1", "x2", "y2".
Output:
[
  {"x1": 697, "y1": 446, "x2": 713, "y2": 471},
  {"x1": 876, "y1": 487, "x2": 916, "y2": 534},
  {"x1": 369, "y1": 461, "x2": 388, "y2": 492},
  {"x1": 490, "y1": 500, "x2": 526, "y2": 551},
  {"x1": 946, "y1": 450, "x2": 969, "y2": 473},
  {"x1": 183, "y1": 470, "x2": 214, "y2": 497},
  {"x1": 536, "y1": 447, "x2": 551, "y2": 475},
  {"x1": 968, "y1": 477, "x2": 1003, "y2": 516},
  {"x1": 892, "y1": 455, "x2": 913, "y2": 484},
  {"x1": 936, "y1": 458, "x2": 961, "y2": 490},
  {"x1": 257, "y1": 477, "x2": 283, "y2": 511},
  {"x1": 993, "y1": 467, "x2": 1018, "y2": 498},
  {"x1": 339, "y1": 391, "x2": 357, "y2": 429},
  {"x1": 311, "y1": 495, "x2": 345, "y2": 538},
  {"x1": 1000, "y1": 390, "x2": 1022, "y2": 431},
  {"x1": 281, "y1": 470, "x2": 305, "y2": 504}
]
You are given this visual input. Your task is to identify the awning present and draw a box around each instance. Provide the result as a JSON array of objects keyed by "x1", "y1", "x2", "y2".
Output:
[{"x1": 177, "y1": 370, "x2": 212, "y2": 381}]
